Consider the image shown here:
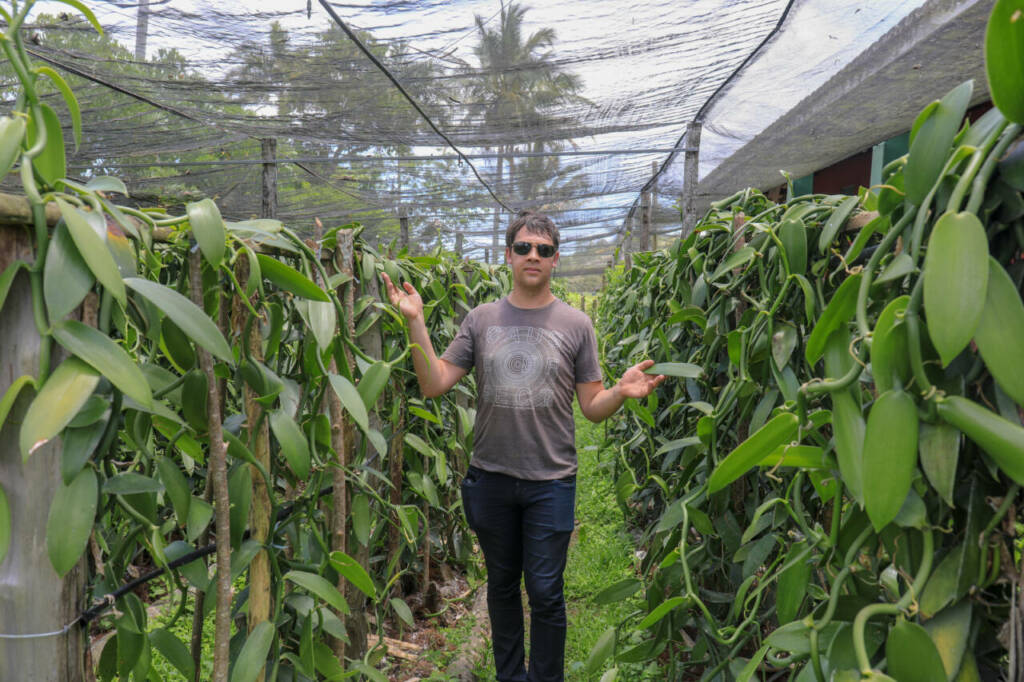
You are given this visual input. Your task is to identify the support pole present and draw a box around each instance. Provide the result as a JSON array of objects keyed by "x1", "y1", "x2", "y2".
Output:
[
  {"x1": 261, "y1": 138, "x2": 278, "y2": 220},
  {"x1": 623, "y1": 214, "x2": 633, "y2": 270},
  {"x1": 650, "y1": 160, "x2": 659, "y2": 250},
  {"x1": 681, "y1": 122, "x2": 702, "y2": 237},
  {"x1": 135, "y1": 0, "x2": 150, "y2": 61},
  {"x1": 639, "y1": 191, "x2": 651, "y2": 252},
  {"x1": 399, "y1": 209, "x2": 409, "y2": 249},
  {"x1": 455, "y1": 231, "x2": 464, "y2": 258},
  {"x1": 0, "y1": 225, "x2": 86, "y2": 682}
]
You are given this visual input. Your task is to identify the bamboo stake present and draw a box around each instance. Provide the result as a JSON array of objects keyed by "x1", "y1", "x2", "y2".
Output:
[{"x1": 189, "y1": 249, "x2": 231, "y2": 682}]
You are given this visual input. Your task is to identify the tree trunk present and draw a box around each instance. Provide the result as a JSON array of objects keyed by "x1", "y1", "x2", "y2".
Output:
[{"x1": 0, "y1": 225, "x2": 86, "y2": 682}]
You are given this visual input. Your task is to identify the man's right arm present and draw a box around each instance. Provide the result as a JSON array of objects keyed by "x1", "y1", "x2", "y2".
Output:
[
  {"x1": 405, "y1": 311, "x2": 468, "y2": 398},
  {"x1": 382, "y1": 272, "x2": 467, "y2": 398}
]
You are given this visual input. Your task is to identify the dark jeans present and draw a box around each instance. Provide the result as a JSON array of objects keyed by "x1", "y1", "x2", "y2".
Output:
[{"x1": 460, "y1": 465, "x2": 576, "y2": 682}]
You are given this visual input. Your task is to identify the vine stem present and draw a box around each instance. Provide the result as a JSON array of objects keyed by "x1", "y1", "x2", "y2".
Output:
[{"x1": 852, "y1": 526, "x2": 934, "y2": 673}]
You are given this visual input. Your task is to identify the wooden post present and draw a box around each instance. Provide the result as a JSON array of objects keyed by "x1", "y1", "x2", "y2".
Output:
[
  {"x1": 455, "y1": 231, "x2": 463, "y2": 258},
  {"x1": 623, "y1": 214, "x2": 633, "y2": 270},
  {"x1": 261, "y1": 138, "x2": 278, "y2": 220},
  {"x1": 399, "y1": 209, "x2": 409, "y2": 249},
  {"x1": 639, "y1": 190, "x2": 651, "y2": 252},
  {"x1": 650, "y1": 160, "x2": 659, "y2": 250},
  {"x1": 188, "y1": 249, "x2": 231, "y2": 682},
  {"x1": 681, "y1": 122, "x2": 702, "y2": 237},
  {"x1": 135, "y1": 0, "x2": 150, "y2": 61},
  {"x1": 0, "y1": 225, "x2": 86, "y2": 682},
  {"x1": 231, "y1": 254, "x2": 271, "y2": 682},
  {"x1": 328, "y1": 229, "x2": 363, "y2": 659}
]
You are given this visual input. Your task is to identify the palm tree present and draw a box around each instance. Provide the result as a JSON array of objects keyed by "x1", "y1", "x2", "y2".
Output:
[{"x1": 467, "y1": 2, "x2": 586, "y2": 248}]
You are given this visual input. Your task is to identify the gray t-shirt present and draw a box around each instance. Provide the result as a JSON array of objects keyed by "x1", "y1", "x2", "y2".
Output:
[{"x1": 440, "y1": 297, "x2": 602, "y2": 480}]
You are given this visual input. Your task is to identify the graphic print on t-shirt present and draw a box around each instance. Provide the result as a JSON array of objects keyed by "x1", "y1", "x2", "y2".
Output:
[{"x1": 481, "y1": 325, "x2": 565, "y2": 409}]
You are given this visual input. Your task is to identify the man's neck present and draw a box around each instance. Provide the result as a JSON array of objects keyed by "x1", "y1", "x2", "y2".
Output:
[{"x1": 508, "y1": 286, "x2": 556, "y2": 309}]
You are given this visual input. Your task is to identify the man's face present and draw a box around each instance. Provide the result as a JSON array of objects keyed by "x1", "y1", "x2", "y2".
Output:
[{"x1": 505, "y1": 227, "x2": 560, "y2": 290}]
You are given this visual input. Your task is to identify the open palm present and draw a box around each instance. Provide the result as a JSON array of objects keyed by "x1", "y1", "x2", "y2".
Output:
[
  {"x1": 618, "y1": 360, "x2": 665, "y2": 399},
  {"x1": 381, "y1": 272, "x2": 424, "y2": 321}
]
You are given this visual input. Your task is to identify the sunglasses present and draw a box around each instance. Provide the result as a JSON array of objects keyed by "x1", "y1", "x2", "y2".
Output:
[{"x1": 511, "y1": 241, "x2": 557, "y2": 258}]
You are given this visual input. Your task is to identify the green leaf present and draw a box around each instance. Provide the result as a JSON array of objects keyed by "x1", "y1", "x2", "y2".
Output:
[
  {"x1": 919, "y1": 422, "x2": 959, "y2": 507},
  {"x1": 708, "y1": 412, "x2": 799, "y2": 493},
  {"x1": 86, "y1": 176, "x2": 129, "y2": 196},
  {"x1": 0, "y1": 483, "x2": 10, "y2": 565},
  {"x1": 584, "y1": 627, "x2": 616, "y2": 677},
  {"x1": 285, "y1": 570, "x2": 350, "y2": 614},
  {"x1": 20, "y1": 356, "x2": 99, "y2": 461},
  {"x1": 328, "y1": 374, "x2": 369, "y2": 432},
  {"x1": 924, "y1": 600, "x2": 972, "y2": 680},
  {"x1": 758, "y1": 444, "x2": 831, "y2": 469},
  {"x1": 26, "y1": 103, "x2": 66, "y2": 186},
  {"x1": 886, "y1": 619, "x2": 948, "y2": 682},
  {"x1": 0, "y1": 115, "x2": 26, "y2": 178},
  {"x1": 923, "y1": 211, "x2": 989, "y2": 366},
  {"x1": 103, "y1": 472, "x2": 164, "y2": 495},
  {"x1": 155, "y1": 456, "x2": 190, "y2": 527},
  {"x1": 44, "y1": 221, "x2": 93, "y2": 322},
  {"x1": 296, "y1": 299, "x2": 336, "y2": 352},
  {"x1": 644, "y1": 362, "x2": 702, "y2": 378},
  {"x1": 819, "y1": 196, "x2": 860, "y2": 253},
  {"x1": 186, "y1": 497, "x2": 213, "y2": 544},
  {"x1": 974, "y1": 257, "x2": 1024, "y2": 405},
  {"x1": 269, "y1": 410, "x2": 311, "y2": 480},
  {"x1": 186, "y1": 198, "x2": 226, "y2": 268},
  {"x1": 52, "y1": 320, "x2": 152, "y2": 407},
  {"x1": 229, "y1": 621, "x2": 275, "y2": 682},
  {"x1": 0, "y1": 374, "x2": 35, "y2": 433},
  {"x1": 594, "y1": 578, "x2": 642, "y2": 605},
  {"x1": 56, "y1": 198, "x2": 125, "y2": 307},
  {"x1": 870, "y1": 296, "x2": 911, "y2": 394},
  {"x1": 736, "y1": 644, "x2": 770, "y2": 682},
  {"x1": 709, "y1": 246, "x2": 757, "y2": 281},
  {"x1": 390, "y1": 597, "x2": 414, "y2": 626},
  {"x1": 771, "y1": 321, "x2": 798, "y2": 371},
  {"x1": 357, "y1": 361, "x2": 391, "y2": 410},
  {"x1": 875, "y1": 252, "x2": 915, "y2": 284},
  {"x1": 125, "y1": 277, "x2": 234, "y2": 364},
  {"x1": 46, "y1": 467, "x2": 97, "y2": 576},
  {"x1": 779, "y1": 218, "x2": 807, "y2": 275},
  {"x1": 149, "y1": 629, "x2": 194, "y2": 680},
  {"x1": 61, "y1": 421, "x2": 105, "y2": 484},
  {"x1": 935, "y1": 395, "x2": 1024, "y2": 484},
  {"x1": 804, "y1": 273, "x2": 862, "y2": 366},
  {"x1": 637, "y1": 596, "x2": 688, "y2": 629},
  {"x1": 863, "y1": 390, "x2": 919, "y2": 531},
  {"x1": 329, "y1": 550, "x2": 376, "y2": 599},
  {"x1": 256, "y1": 254, "x2": 330, "y2": 301},
  {"x1": 36, "y1": 66, "x2": 81, "y2": 150},
  {"x1": 228, "y1": 466, "x2": 252, "y2": 549},
  {"x1": 0, "y1": 259, "x2": 26, "y2": 317},
  {"x1": 905, "y1": 81, "x2": 973, "y2": 204},
  {"x1": 986, "y1": 0, "x2": 1024, "y2": 123}
]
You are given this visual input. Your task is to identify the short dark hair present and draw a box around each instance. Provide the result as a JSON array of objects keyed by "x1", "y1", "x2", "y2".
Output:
[{"x1": 505, "y1": 211, "x2": 559, "y2": 250}]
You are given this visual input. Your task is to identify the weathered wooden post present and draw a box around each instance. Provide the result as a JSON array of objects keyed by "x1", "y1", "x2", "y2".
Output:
[
  {"x1": 261, "y1": 138, "x2": 278, "y2": 220},
  {"x1": 650, "y1": 160, "x2": 659, "y2": 250},
  {"x1": 399, "y1": 209, "x2": 409, "y2": 249},
  {"x1": 639, "y1": 190, "x2": 651, "y2": 252},
  {"x1": 681, "y1": 122, "x2": 702, "y2": 237},
  {"x1": 0, "y1": 220, "x2": 87, "y2": 682}
]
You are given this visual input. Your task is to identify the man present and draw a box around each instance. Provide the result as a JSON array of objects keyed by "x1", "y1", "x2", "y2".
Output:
[{"x1": 381, "y1": 211, "x2": 664, "y2": 682}]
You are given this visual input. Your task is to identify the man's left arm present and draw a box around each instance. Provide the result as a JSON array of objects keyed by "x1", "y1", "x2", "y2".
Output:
[{"x1": 576, "y1": 359, "x2": 666, "y2": 424}]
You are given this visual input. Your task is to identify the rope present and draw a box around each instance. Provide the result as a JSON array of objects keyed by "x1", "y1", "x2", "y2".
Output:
[{"x1": 317, "y1": 0, "x2": 514, "y2": 214}]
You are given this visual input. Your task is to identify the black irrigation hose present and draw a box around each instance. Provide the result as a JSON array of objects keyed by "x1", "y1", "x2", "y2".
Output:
[
  {"x1": 317, "y1": 0, "x2": 515, "y2": 215},
  {"x1": 78, "y1": 484, "x2": 336, "y2": 625}
]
